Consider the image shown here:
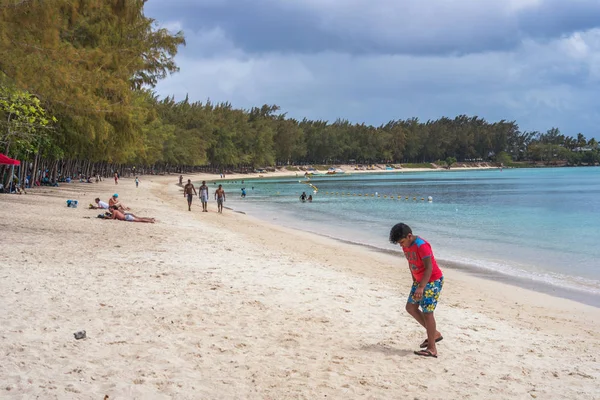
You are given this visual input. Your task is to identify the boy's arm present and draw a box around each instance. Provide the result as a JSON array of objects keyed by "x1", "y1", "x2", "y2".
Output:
[
  {"x1": 419, "y1": 257, "x2": 433, "y2": 287},
  {"x1": 414, "y1": 257, "x2": 433, "y2": 299}
]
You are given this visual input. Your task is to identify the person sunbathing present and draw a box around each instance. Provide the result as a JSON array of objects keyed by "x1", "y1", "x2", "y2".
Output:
[
  {"x1": 108, "y1": 208, "x2": 155, "y2": 223},
  {"x1": 108, "y1": 193, "x2": 129, "y2": 211}
]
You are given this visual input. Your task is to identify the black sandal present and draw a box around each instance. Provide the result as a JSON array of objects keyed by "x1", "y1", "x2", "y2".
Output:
[
  {"x1": 414, "y1": 349, "x2": 438, "y2": 358},
  {"x1": 419, "y1": 336, "x2": 443, "y2": 348}
]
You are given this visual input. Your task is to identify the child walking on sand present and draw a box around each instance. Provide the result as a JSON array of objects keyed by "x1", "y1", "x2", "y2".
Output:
[{"x1": 389, "y1": 223, "x2": 444, "y2": 358}]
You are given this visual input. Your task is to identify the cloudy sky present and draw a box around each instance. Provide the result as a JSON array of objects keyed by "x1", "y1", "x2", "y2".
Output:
[{"x1": 144, "y1": 0, "x2": 600, "y2": 138}]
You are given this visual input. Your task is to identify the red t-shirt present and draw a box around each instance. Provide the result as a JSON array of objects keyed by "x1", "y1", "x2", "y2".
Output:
[{"x1": 402, "y1": 237, "x2": 443, "y2": 283}]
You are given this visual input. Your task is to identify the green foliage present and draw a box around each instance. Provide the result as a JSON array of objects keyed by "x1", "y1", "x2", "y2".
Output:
[
  {"x1": 527, "y1": 142, "x2": 571, "y2": 164},
  {"x1": 445, "y1": 156, "x2": 457, "y2": 168},
  {"x1": 401, "y1": 163, "x2": 435, "y2": 169},
  {"x1": 495, "y1": 151, "x2": 512, "y2": 166},
  {"x1": 0, "y1": 80, "x2": 55, "y2": 155},
  {"x1": 0, "y1": 2, "x2": 596, "y2": 170},
  {"x1": 0, "y1": 0, "x2": 183, "y2": 161}
]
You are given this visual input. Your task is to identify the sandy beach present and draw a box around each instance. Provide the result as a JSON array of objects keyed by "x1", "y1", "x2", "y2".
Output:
[{"x1": 1, "y1": 171, "x2": 599, "y2": 400}]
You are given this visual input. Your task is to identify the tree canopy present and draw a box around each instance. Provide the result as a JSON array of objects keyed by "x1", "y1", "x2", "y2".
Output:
[{"x1": 1, "y1": 0, "x2": 598, "y2": 184}]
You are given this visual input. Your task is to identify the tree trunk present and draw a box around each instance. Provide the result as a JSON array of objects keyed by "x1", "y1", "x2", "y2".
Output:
[
  {"x1": 52, "y1": 160, "x2": 58, "y2": 181},
  {"x1": 19, "y1": 158, "x2": 26, "y2": 189},
  {"x1": 31, "y1": 151, "x2": 40, "y2": 187}
]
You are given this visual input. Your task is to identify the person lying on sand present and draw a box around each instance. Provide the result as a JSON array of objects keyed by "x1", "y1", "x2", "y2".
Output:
[
  {"x1": 107, "y1": 207, "x2": 155, "y2": 223},
  {"x1": 90, "y1": 198, "x2": 110, "y2": 209}
]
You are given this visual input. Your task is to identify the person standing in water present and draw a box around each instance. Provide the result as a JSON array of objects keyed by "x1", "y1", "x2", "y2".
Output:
[
  {"x1": 215, "y1": 184, "x2": 226, "y2": 213},
  {"x1": 183, "y1": 179, "x2": 197, "y2": 211},
  {"x1": 199, "y1": 180, "x2": 209, "y2": 212}
]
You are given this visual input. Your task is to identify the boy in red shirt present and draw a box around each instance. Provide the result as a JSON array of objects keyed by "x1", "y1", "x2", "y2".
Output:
[{"x1": 390, "y1": 223, "x2": 444, "y2": 358}]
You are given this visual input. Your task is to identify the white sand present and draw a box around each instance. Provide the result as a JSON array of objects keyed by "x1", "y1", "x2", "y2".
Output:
[{"x1": 0, "y1": 172, "x2": 598, "y2": 399}]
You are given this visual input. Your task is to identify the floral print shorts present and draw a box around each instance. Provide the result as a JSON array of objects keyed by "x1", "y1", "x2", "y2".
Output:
[{"x1": 407, "y1": 276, "x2": 444, "y2": 313}]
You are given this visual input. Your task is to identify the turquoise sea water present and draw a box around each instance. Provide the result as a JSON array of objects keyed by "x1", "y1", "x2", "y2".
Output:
[{"x1": 213, "y1": 168, "x2": 600, "y2": 299}]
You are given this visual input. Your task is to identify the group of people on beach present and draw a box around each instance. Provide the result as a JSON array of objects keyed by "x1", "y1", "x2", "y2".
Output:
[
  {"x1": 113, "y1": 172, "x2": 140, "y2": 188},
  {"x1": 177, "y1": 175, "x2": 443, "y2": 358},
  {"x1": 91, "y1": 193, "x2": 155, "y2": 223},
  {"x1": 183, "y1": 179, "x2": 226, "y2": 213}
]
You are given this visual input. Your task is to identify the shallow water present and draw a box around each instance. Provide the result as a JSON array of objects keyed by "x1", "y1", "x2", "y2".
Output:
[{"x1": 211, "y1": 167, "x2": 600, "y2": 299}]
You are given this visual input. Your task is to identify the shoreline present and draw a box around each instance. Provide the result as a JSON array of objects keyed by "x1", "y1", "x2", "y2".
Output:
[
  {"x1": 205, "y1": 164, "x2": 497, "y2": 181},
  {"x1": 1, "y1": 174, "x2": 599, "y2": 398},
  {"x1": 165, "y1": 172, "x2": 600, "y2": 315},
  {"x1": 206, "y1": 168, "x2": 600, "y2": 308},
  {"x1": 222, "y1": 200, "x2": 600, "y2": 308}
]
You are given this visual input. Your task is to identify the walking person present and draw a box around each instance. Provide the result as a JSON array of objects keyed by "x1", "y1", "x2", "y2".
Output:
[
  {"x1": 183, "y1": 179, "x2": 197, "y2": 211},
  {"x1": 135, "y1": 176, "x2": 139, "y2": 188},
  {"x1": 215, "y1": 184, "x2": 226, "y2": 213},
  {"x1": 199, "y1": 180, "x2": 209, "y2": 212},
  {"x1": 389, "y1": 223, "x2": 444, "y2": 358}
]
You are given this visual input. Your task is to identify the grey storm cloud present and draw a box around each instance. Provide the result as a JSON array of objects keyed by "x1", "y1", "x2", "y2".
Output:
[
  {"x1": 143, "y1": 0, "x2": 600, "y2": 138},
  {"x1": 145, "y1": 0, "x2": 600, "y2": 55}
]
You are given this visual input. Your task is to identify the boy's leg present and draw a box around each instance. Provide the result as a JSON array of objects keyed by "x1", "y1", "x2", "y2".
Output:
[
  {"x1": 406, "y1": 303, "x2": 442, "y2": 343},
  {"x1": 406, "y1": 281, "x2": 442, "y2": 349},
  {"x1": 405, "y1": 302, "x2": 426, "y2": 328},
  {"x1": 414, "y1": 277, "x2": 444, "y2": 355},
  {"x1": 406, "y1": 283, "x2": 427, "y2": 326},
  {"x1": 422, "y1": 312, "x2": 438, "y2": 356}
]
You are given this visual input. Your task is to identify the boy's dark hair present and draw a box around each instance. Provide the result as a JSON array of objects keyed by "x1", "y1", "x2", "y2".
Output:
[
  {"x1": 95, "y1": 197, "x2": 100, "y2": 202},
  {"x1": 389, "y1": 223, "x2": 412, "y2": 244}
]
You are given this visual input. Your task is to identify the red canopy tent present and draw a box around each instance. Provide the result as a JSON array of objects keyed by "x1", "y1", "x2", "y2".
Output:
[{"x1": 0, "y1": 154, "x2": 20, "y2": 165}]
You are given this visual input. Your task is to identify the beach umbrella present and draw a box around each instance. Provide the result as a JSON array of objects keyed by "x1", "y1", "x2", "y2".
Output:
[
  {"x1": 0, "y1": 154, "x2": 20, "y2": 192},
  {"x1": 0, "y1": 154, "x2": 20, "y2": 165}
]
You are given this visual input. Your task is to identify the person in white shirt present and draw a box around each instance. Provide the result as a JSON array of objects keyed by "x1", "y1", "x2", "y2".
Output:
[
  {"x1": 199, "y1": 181, "x2": 209, "y2": 212},
  {"x1": 92, "y1": 198, "x2": 110, "y2": 209}
]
